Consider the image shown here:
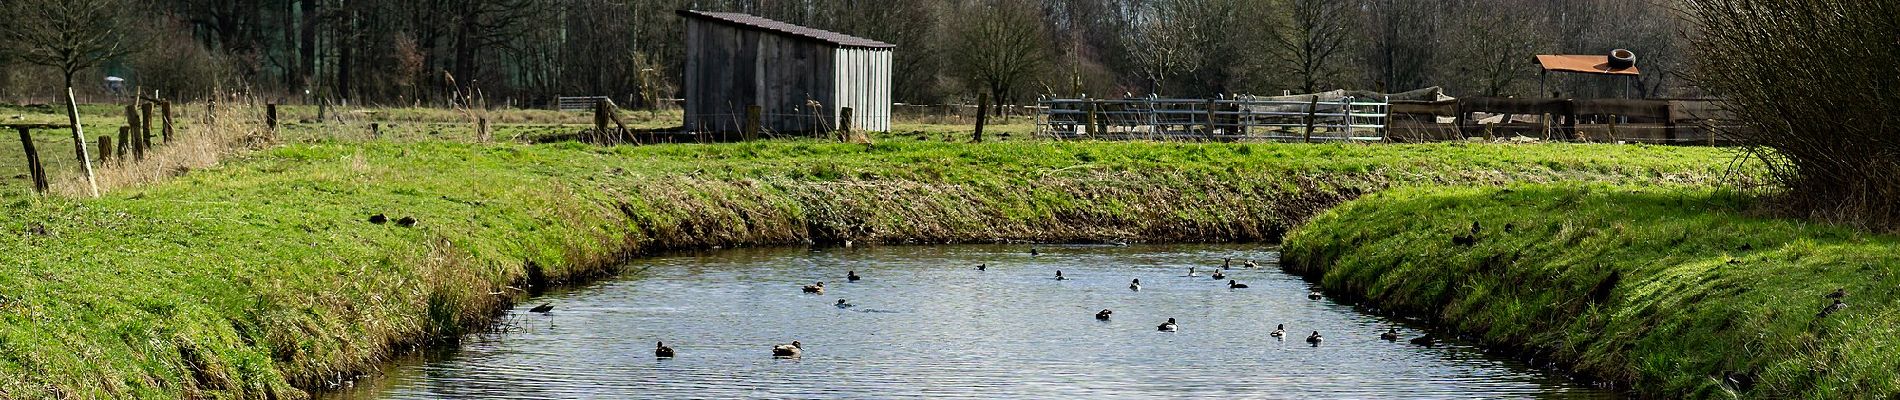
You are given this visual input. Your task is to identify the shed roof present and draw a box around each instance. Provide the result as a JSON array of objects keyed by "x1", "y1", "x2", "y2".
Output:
[
  {"x1": 678, "y1": 10, "x2": 896, "y2": 49},
  {"x1": 1533, "y1": 55, "x2": 1639, "y2": 76}
]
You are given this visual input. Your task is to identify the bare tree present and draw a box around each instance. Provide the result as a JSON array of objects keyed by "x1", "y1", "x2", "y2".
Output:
[
  {"x1": 1273, "y1": 0, "x2": 1352, "y2": 93},
  {"x1": 949, "y1": 0, "x2": 1050, "y2": 115},
  {"x1": 0, "y1": 0, "x2": 137, "y2": 197},
  {"x1": 1122, "y1": 0, "x2": 1203, "y2": 96}
]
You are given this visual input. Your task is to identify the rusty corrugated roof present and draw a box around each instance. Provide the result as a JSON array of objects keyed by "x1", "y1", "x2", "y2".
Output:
[
  {"x1": 1533, "y1": 55, "x2": 1639, "y2": 76},
  {"x1": 678, "y1": 10, "x2": 896, "y2": 49}
]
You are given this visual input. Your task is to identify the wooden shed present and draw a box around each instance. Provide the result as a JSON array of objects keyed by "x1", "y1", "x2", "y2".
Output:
[{"x1": 678, "y1": 10, "x2": 895, "y2": 135}]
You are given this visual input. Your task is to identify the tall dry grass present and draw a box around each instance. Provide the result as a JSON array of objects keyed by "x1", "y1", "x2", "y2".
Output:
[{"x1": 52, "y1": 101, "x2": 271, "y2": 196}]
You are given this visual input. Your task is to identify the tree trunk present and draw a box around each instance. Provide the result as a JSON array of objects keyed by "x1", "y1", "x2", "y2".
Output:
[{"x1": 64, "y1": 87, "x2": 99, "y2": 197}]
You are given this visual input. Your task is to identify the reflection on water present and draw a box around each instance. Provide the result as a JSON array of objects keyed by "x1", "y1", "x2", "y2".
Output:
[{"x1": 323, "y1": 244, "x2": 1617, "y2": 399}]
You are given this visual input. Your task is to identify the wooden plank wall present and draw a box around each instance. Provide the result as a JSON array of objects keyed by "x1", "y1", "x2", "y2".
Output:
[{"x1": 683, "y1": 18, "x2": 892, "y2": 135}]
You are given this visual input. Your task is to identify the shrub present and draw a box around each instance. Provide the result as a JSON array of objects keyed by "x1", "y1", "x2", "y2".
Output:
[{"x1": 1684, "y1": 0, "x2": 1900, "y2": 230}]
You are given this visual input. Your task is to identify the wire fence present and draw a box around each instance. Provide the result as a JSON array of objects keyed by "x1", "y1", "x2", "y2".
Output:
[{"x1": 1036, "y1": 95, "x2": 1390, "y2": 141}]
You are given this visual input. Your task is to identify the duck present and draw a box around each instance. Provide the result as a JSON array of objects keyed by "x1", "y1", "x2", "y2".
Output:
[
  {"x1": 1306, "y1": 331, "x2": 1323, "y2": 345},
  {"x1": 977, "y1": 263, "x2": 987, "y2": 271},
  {"x1": 528, "y1": 303, "x2": 553, "y2": 313},
  {"x1": 367, "y1": 213, "x2": 387, "y2": 224},
  {"x1": 1381, "y1": 328, "x2": 1400, "y2": 341},
  {"x1": 655, "y1": 341, "x2": 675, "y2": 358},
  {"x1": 1129, "y1": 279, "x2": 1141, "y2": 291},
  {"x1": 1157, "y1": 318, "x2": 1178, "y2": 332},
  {"x1": 1030, "y1": 247, "x2": 1041, "y2": 256},
  {"x1": 1308, "y1": 291, "x2": 1323, "y2": 300},
  {"x1": 1222, "y1": 258, "x2": 1233, "y2": 270},
  {"x1": 1244, "y1": 260, "x2": 1259, "y2": 268},
  {"x1": 1228, "y1": 280, "x2": 1249, "y2": 289},
  {"x1": 772, "y1": 341, "x2": 803, "y2": 358},
  {"x1": 1096, "y1": 309, "x2": 1113, "y2": 320},
  {"x1": 1211, "y1": 270, "x2": 1226, "y2": 280},
  {"x1": 835, "y1": 299, "x2": 855, "y2": 309},
  {"x1": 1187, "y1": 267, "x2": 1199, "y2": 277},
  {"x1": 1825, "y1": 288, "x2": 1847, "y2": 299},
  {"x1": 1270, "y1": 324, "x2": 1285, "y2": 338},
  {"x1": 1818, "y1": 299, "x2": 1846, "y2": 317},
  {"x1": 1055, "y1": 270, "x2": 1066, "y2": 281},
  {"x1": 802, "y1": 282, "x2": 825, "y2": 294},
  {"x1": 1410, "y1": 333, "x2": 1437, "y2": 347},
  {"x1": 847, "y1": 271, "x2": 861, "y2": 282}
]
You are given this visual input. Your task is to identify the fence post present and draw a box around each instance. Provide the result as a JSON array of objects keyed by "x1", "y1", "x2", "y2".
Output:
[
  {"x1": 744, "y1": 105, "x2": 762, "y2": 141},
  {"x1": 975, "y1": 94, "x2": 989, "y2": 142},
  {"x1": 839, "y1": 107, "x2": 855, "y2": 142},
  {"x1": 1303, "y1": 97, "x2": 1319, "y2": 143},
  {"x1": 125, "y1": 104, "x2": 145, "y2": 161},
  {"x1": 116, "y1": 126, "x2": 129, "y2": 159},
  {"x1": 98, "y1": 135, "x2": 111, "y2": 163},
  {"x1": 160, "y1": 101, "x2": 174, "y2": 144},
  {"x1": 1084, "y1": 99, "x2": 1098, "y2": 137},
  {"x1": 1608, "y1": 114, "x2": 1619, "y2": 143},
  {"x1": 1561, "y1": 100, "x2": 1578, "y2": 141},
  {"x1": 1205, "y1": 98, "x2": 1218, "y2": 141},
  {"x1": 139, "y1": 102, "x2": 154, "y2": 150},
  {"x1": 266, "y1": 103, "x2": 278, "y2": 132},
  {"x1": 17, "y1": 128, "x2": 46, "y2": 194}
]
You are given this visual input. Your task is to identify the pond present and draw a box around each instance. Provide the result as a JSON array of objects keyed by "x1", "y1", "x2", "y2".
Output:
[{"x1": 324, "y1": 244, "x2": 1616, "y2": 399}]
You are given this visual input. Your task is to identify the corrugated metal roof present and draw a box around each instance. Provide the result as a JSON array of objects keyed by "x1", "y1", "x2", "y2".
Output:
[
  {"x1": 1533, "y1": 55, "x2": 1639, "y2": 76},
  {"x1": 678, "y1": 10, "x2": 896, "y2": 49}
]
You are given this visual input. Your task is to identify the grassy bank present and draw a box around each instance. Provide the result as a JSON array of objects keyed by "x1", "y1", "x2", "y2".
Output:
[
  {"x1": 1281, "y1": 184, "x2": 1900, "y2": 398},
  {"x1": 2, "y1": 140, "x2": 1735, "y2": 398}
]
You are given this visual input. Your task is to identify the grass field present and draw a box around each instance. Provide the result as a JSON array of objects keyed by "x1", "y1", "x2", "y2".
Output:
[
  {"x1": 0, "y1": 127, "x2": 1742, "y2": 398},
  {"x1": 1282, "y1": 184, "x2": 1900, "y2": 398}
]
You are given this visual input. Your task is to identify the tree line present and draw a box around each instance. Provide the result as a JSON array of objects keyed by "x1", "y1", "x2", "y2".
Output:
[{"x1": 0, "y1": 0, "x2": 1689, "y2": 107}]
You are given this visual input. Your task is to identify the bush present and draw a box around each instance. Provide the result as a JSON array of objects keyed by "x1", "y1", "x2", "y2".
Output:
[{"x1": 1685, "y1": 0, "x2": 1900, "y2": 230}]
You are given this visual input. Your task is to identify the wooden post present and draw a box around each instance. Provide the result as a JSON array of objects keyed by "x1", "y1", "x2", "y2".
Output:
[
  {"x1": 98, "y1": 135, "x2": 111, "y2": 162},
  {"x1": 974, "y1": 94, "x2": 989, "y2": 142},
  {"x1": 838, "y1": 107, "x2": 855, "y2": 142},
  {"x1": 1607, "y1": 114, "x2": 1619, "y2": 143},
  {"x1": 476, "y1": 117, "x2": 491, "y2": 143},
  {"x1": 1303, "y1": 97, "x2": 1319, "y2": 143},
  {"x1": 1205, "y1": 98, "x2": 1218, "y2": 141},
  {"x1": 160, "y1": 101, "x2": 174, "y2": 144},
  {"x1": 1562, "y1": 101, "x2": 1578, "y2": 141},
  {"x1": 139, "y1": 102, "x2": 154, "y2": 149},
  {"x1": 116, "y1": 126, "x2": 129, "y2": 159},
  {"x1": 125, "y1": 104, "x2": 145, "y2": 161},
  {"x1": 265, "y1": 103, "x2": 278, "y2": 132},
  {"x1": 1084, "y1": 99, "x2": 1097, "y2": 137},
  {"x1": 370, "y1": 123, "x2": 381, "y2": 138},
  {"x1": 16, "y1": 128, "x2": 47, "y2": 194},
  {"x1": 744, "y1": 105, "x2": 762, "y2": 141},
  {"x1": 593, "y1": 99, "x2": 611, "y2": 143}
]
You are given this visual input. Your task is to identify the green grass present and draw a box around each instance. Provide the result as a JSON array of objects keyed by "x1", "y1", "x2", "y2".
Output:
[
  {"x1": 1281, "y1": 184, "x2": 1900, "y2": 399},
  {"x1": 0, "y1": 128, "x2": 1744, "y2": 398}
]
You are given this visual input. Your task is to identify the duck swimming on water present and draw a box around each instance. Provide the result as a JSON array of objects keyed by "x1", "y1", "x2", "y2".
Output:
[
  {"x1": 847, "y1": 271, "x2": 861, "y2": 282},
  {"x1": 835, "y1": 299, "x2": 855, "y2": 308},
  {"x1": 1410, "y1": 333, "x2": 1437, "y2": 347},
  {"x1": 1056, "y1": 270, "x2": 1067, "y2": 281},
  {"x1": 1222, "y1": 258, "x2": 1233, "y2": 270},
  {"x1": 1308, "y1": 291, "x2": 1323, "y2": 300},
  {"x1": 1130, "y1": 279, "x2": 1141, "y2": 291},
  {"x1": 1157, "y1": 318, "x2": 1178, "y2": 332},
  {"x1": 1228, "y1": 280, "x2": 1249, "y2": 289},
  {"x1": 773, "y1": 341, "x2": 803, "y2": 358},
  {"x1": 1381, "y1": 328, "x2": 1400, "y2": 341},
  {"x1": 1096, "y1": 309, "x2": 1113, "y2": 320},
  {"x1": 1306, "y1": 331, "x2": 1324, "y2": 345},
  {"x1": 1244, "y1": 260, "x2": 1259, "y2": 268},
  {"x1": 528, "y1": 303, "x2": 553, "y2": 313},
  {"x1": 1270, "y1": 324, "x2": 1285, "y2": 338},
  {"x1": 1211, "y1": 270, "x2": 1226, "y2": 280},
  {"x1": 803, "y1": 282, "x2": 825, "y2": 294},
  {"x1": 1187, "y1": 267, "x2": 1199, "y2": 277},
  {"x1": 977, "y1": 263, "x2": 987, "y2": 271},
  {"x1": 655, "y1": 341, "x2": 675, "y2": 358}
]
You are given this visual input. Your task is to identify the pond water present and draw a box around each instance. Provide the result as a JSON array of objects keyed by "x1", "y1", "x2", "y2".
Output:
[{"x1": 324, "y1": 244, "x2": 1616, "y2": 399}]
